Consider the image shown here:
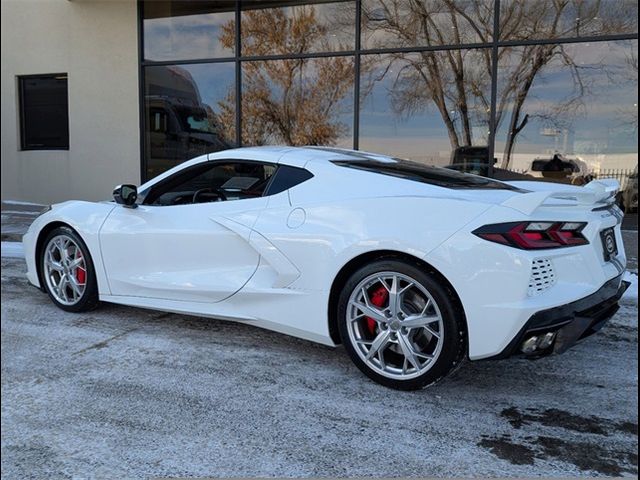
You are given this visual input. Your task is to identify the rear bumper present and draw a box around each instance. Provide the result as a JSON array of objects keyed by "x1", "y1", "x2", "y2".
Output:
[{"x1": 487, "y1": 273, "x2": 630, "y2": 359}]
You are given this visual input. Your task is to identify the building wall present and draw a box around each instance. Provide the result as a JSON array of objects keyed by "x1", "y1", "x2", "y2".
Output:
[{"x1": 1, "y1": 0, "x2": 139, "y2": 204}]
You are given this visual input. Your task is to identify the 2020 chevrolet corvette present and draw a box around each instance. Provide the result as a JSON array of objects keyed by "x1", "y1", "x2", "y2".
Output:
[{"x1": 23, "y1": 147, "x2": 629, "y2": 389}]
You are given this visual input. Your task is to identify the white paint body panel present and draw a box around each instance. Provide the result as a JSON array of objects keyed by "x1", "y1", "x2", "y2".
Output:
[
  {"x1": 99, "y1": 198, "x2": 266, "y2": 303},
  {"x1": 23, "y1": 147, "x2": 627, "y2": 358}
]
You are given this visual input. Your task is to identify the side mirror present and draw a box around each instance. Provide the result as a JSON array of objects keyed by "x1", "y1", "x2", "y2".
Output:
[{"x1": 113, "y1": 184, "x2": 138, "y2": 208}]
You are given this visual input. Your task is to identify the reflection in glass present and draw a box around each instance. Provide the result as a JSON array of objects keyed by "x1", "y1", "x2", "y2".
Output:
[
  {"x1": 233, "y1": 58, "x2": 354, "y2": 147},
  {"x1": 361, "y1": 0, "x2": 494, "y2": 50},
  {"x1": 495, "y1": 41, "x2": 638, "y2": 178},
  {"x1": 359, "y1": 50, "x2": 491, "y2": 166},
  {"x1": 500, "y1": 0, "x2": 638, "y2": 41},
  {"x1": 144, "y1": 63, "x2": 235, "y2": 180},
  {"x1": 240, "y1": 1, "x2": 356, "y2": 55},
  {"x1": 143, "y1": 1, "x2": 235, "y2": 61}
]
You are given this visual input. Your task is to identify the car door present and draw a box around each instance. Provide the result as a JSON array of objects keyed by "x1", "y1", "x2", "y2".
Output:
[{"x1": 99, "y1": 160, "x2": 276, "y2": 303}]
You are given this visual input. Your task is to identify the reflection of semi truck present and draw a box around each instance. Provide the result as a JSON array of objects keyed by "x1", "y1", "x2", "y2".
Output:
[{"x1": 146, "y1": 66, "x2": 230, "y2": 177}]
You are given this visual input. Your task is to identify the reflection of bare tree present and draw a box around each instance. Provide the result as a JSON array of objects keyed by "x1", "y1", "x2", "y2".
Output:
[
  {"x1": 362, "y1": 1, "x2": 493, "y2": 150},
  {"x1": 610, "y1": 49, "x2": 638, "y2": 132},
  {"x1": 363, "y1": 0, "x2": 635, "y2": 168},
  {"x1": 218, "y1": 6, "x2": 355, "y2": 145},
  {"x1": 497, "y1": 44, "x2": 592, "y2": 167},
  {"x1": 370, "y1": 50, "x2": 490, "y2": 149},
  {"x1": 501, "y1": 0, "x2": 636, "y2": 40}
]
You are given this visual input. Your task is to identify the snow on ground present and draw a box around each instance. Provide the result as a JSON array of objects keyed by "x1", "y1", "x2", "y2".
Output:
[
  {"x1": 622, "y1": 271, "x2": 638, "y2": 303},
  {"x1": 1, "y1": 211, "x2": 41, "y2": 216},
  {"x1": 1, "y1": 200, "x2": 44, "y2": 207},
  {"x1": 1, "y1": 255, "x2": 637, "y2": 479},
  {"x1": 1, "y1": 242, "x2": 24, "y2": 259}
]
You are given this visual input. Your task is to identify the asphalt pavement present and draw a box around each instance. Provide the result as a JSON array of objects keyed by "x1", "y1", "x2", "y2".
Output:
[{"x1": 0, "y1": 270, "x2": 637, "y2": 476}]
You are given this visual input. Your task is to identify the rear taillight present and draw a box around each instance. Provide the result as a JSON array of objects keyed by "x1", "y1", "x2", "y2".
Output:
[{"x1": 473, "y1": 221, "x2": 589, "y2": 249}]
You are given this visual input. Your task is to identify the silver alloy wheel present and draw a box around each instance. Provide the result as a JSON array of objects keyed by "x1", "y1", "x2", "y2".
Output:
[
  {"x1": 346, "y1": 271, "x2": 445, "y2": 380},
  {"x1": 43, "y1": 234, "x2": 87, "y2": 306}
]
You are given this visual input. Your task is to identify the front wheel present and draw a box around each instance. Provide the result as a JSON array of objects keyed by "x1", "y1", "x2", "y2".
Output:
[
  {"x1": 40, "y1": 226, "x2": 99, "y2": 312},
  {"x1": 337, "y1": 259, "x2": 466, "y2": 390}
]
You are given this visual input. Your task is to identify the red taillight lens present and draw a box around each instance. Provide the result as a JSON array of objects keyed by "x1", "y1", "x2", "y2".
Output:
[{"x1": 473, "y1": 221, "x2": 589, "y2": 249}]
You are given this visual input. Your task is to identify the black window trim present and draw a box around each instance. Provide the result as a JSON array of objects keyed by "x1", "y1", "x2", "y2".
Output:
[
  {"x1": 263, "y1": 164, "x2": 314, "y2": 197},
  {"x1": 18, "y1": 73, "x2": 70, "y2": 151}
]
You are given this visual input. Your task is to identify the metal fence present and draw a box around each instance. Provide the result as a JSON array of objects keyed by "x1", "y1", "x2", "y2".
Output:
[
  {"x1": 504, "y1": 167, "x2": 637, "y2": 190},
  {"x1": 591, "y1": 169, "x2": 637, "y2": 190}
]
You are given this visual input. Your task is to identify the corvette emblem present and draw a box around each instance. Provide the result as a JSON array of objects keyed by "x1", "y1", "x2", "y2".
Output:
[{"x1": 606, "y1": 235, "x2": 616, "y2": 253}]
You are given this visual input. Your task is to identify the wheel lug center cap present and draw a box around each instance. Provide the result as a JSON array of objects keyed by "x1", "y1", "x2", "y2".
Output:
[{"x1": 389, "y1": 320, "x2": 401, "y2": 331}]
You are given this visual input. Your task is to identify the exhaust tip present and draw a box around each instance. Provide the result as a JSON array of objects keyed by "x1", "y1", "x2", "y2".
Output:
[
  {"x1": 521, "y1": 336, "x2": 539, "y2": 354},
  {"x1": 521, "y1": 332, "x2": 557, "y2": 354}
]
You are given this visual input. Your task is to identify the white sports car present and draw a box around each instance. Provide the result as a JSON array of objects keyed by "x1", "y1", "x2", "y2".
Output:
[{"x1": 23, "y1": 147, "x2": 630, "y2": 389}]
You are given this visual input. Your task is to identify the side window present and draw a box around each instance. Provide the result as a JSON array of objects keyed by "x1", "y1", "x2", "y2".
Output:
[
  {"x1": 265, "y1": 165, "x2": 314, "y2": 195},
  {"x1": 144, "y1": 161, "x2": 277, "y2": 206}
]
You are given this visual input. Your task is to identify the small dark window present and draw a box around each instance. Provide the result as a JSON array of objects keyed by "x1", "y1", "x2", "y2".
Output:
[
  {"x1": 265, "y1": 165, "x2": 314, "y2": 196},
  {"x1": 18, "y1": 74, "x2": 69, "y2": 150}
]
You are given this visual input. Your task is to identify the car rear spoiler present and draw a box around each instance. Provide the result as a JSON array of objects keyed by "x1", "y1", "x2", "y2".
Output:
[{"x1": 502, "y1": 179, "x2": 620, "y2": 215}]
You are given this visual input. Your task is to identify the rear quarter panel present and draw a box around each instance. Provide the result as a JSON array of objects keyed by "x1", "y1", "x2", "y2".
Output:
[{"x1": 252, "y1": 195, "x2": 492, "y2": 292}]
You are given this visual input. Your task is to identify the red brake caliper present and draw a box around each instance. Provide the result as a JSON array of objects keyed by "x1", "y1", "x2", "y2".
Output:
[
  {"x1": 75, "y1": 251, "x2": 86, "y2": 285},
  {"x1": 366, "y1": 286, "x2": 388, "y2": 335}
]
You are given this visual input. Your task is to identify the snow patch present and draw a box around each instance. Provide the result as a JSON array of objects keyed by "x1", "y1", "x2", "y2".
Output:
[
  {"x1": 622, "y1": 271, "x2": 638, "y2": 303},
  {"x1": 1, "y1": 210, "x2": 41, "y2": 216},
  {"x1": 2, "y1": 200, "x2": 44, "y2": 207},
  {"x1": 1, "y1": 242, "x2": 24, "y2": 258}
]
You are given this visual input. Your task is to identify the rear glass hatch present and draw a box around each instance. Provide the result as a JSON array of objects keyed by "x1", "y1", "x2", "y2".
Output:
[{"x1": 332, "y1": 158, "x2": 523, "y2": 191}]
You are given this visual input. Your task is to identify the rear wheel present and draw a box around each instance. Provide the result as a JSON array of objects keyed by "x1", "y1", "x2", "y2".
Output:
[
  {"x1": 40, "y1": 226, "x2": 99, "y2": 312},
  {"x1": 337, "y1": 259, "x2": 466, "y2": 390}
]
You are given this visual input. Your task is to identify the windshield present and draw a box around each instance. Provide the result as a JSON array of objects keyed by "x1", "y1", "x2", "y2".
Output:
[{"x1": 332, "y1": 158, "x2": 521, "y2": 191}]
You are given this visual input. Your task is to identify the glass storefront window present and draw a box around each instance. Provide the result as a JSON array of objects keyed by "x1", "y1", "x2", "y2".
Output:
[
  {"x1": 240, "y1": 57, "x2": 354, "y2": 147},
  {"x1": 359, "y1": 50, "x2": 492, "y2": 167},
  {"x1": 500, "y1": 0, "x2": 638, "y2": 41},
  {"x1": 361, "y1": 0, "x2": 494, "y2": 50},
  {"x1": 144, "y1": 63, "x2": 235, "y2": 179},
  {"x1": 143, "y1": 1, "x2": 235, "y2": 61},
  {"x1": 240, "y1": 1, "x2": 356, "y2": 56},
  {"x1": 139, "y1": 0, "x2": 639, "y2": 184},
  {"x1": 494, "y1": 40, "x2": 638, "y2": 181}
]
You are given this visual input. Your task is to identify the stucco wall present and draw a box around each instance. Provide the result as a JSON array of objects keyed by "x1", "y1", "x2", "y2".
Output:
[{"x1": 1, "y1": 0, "x2": 139, "y2": 204}]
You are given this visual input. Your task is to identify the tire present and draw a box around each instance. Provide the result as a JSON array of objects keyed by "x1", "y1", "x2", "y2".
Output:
[
  {"x1": 40, "y1": 226, "x2": 100, "y2": 312},
  {"x1": 337, "y1": 258, "x2": 466, "y2": 390}
]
